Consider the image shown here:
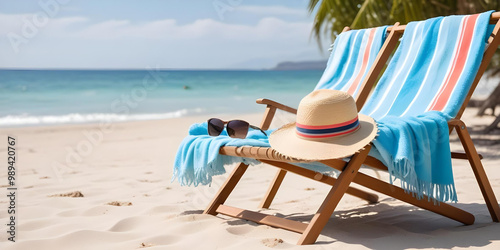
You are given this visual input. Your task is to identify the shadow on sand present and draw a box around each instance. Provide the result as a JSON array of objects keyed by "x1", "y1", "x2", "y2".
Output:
[{"x1": 188, "y1": 201, "x2": 499, "y2": 249}]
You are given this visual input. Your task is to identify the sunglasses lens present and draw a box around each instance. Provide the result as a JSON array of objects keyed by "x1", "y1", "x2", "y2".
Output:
[
  {"x1": 227, "y1": 120, "x2": 249, "y2": 139},
  {"x1": 208, "y1": 118, "x2": 224, "y2": 136}
]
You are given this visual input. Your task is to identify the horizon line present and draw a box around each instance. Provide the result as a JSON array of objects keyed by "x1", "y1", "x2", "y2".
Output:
[
  {"x1": 0, "y1": 67, "x2": 326, "y2": 71},
  {"x1": 0, "y1": 67, "x2": 271, "y2": 71}
]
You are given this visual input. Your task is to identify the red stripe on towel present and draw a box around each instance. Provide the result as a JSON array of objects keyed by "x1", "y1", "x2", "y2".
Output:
[
  {"x1": 429, "y1": 14, "x2": 479, "y2": 111},
  {"x1": 347, "y1": 28, "x2": 376, "y2": 96}
]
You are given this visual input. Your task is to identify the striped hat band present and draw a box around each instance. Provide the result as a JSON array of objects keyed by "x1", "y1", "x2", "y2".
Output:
[{"x1": 296, "y1": 116, "x2": 360, "y2": 139}]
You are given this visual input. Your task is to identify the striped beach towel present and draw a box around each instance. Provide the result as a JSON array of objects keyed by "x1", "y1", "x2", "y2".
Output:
[
  {"x1": 315, "y1": 27, "x2": 388, "y2": 98},
  {"x1": 361, "y1": 11, "x2": 494, "y2": 202}
]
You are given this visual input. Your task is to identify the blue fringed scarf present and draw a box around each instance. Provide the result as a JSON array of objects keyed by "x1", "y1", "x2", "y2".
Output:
[
  {"x1": 370, "y1": 112, "x2": 456, "y2": 202},
  {"x1": 172, "y1": 122, "x2": 270, "y2": 187}
]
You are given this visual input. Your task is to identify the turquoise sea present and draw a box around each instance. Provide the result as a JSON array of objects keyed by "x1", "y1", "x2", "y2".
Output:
[
  {"x1": 0, "y1": 70, "x2": 323, "y2": 127},
  {"x1": 2, "y1": 69, "x2": 496, "y2": 127}
]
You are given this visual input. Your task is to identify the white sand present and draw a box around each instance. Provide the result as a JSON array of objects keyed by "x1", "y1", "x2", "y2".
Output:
[{"x1": 0, "y1": 108, "x2": 499, "y2": 249}]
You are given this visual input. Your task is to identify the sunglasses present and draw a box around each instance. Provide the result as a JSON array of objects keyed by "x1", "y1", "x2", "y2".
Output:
[{"x1": 207, "y1": 118, "x2": 267, "y2": 139}]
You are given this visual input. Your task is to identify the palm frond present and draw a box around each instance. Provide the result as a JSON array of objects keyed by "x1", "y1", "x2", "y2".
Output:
[{"x1": 309, "y1": 0, "x2": 500, "y2": 45}]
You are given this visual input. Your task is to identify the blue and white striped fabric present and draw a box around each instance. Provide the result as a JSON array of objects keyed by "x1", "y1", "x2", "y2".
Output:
[
  {"x1": 315, "y1": 27, "x2": 388, "y2": 98},
  {"x1": 361, "y1": 11, "x2": 494, "y2": 202},
  {"x1": 362, "y1": 12, "x2": 493, "y2": 119}
]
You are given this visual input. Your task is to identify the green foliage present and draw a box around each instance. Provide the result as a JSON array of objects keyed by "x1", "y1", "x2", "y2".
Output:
[{"x1": 309, "y1": 0, "x2": 500, "y2": 44}]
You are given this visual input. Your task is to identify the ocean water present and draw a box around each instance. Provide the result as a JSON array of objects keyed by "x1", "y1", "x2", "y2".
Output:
[
  {"x1": 1, "y1": 69, "x2": 496, "y2": 127},
  {"x1": 0, "y1": 70, "x2": 323, "y2": 127}
]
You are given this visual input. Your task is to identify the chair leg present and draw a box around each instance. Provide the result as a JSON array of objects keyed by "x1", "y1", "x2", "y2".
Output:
[
  {"x1": 260, "y1": 167, "x2": 379, "y2": 209},
  {"x1": 259, "y1": 169, "x2": 287, "y2": 209},
  {"x1": 454, "y1": 122, "x2": 500, "y2": 222},
  {"x1": 204, "y1": 163, "x2": 249, "y2": 215},
  {"x1": 297, "y1": 145, "x2": 371, "y2": 245}
]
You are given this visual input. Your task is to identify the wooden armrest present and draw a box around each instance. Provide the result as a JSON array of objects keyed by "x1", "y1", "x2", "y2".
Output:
[
  {"x1": 256, "y1": 98, "x2": 297, "y2": 114},
  {"x1": 448, "y1": 119, "x2": 464, "y2": 127},
  {"x1": 448, "y1": 119, "x2": 484, "y2": 160}
]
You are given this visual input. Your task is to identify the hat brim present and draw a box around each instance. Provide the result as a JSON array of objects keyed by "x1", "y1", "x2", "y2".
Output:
[{"x1": 269, "y1": 114, "x2": 377, "y2": 161}]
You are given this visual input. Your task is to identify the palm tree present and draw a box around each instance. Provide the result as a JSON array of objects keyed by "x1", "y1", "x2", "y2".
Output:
[
  {"x1": 309, "y1": 0, "x2": 499, "y2": 45},
  {"x1": 309, "y1": 0, "x2": 500, "y2": 130}
]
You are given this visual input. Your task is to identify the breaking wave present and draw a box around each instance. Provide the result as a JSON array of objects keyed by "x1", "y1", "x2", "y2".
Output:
[{"x1": 0, "y1": 109, "x2": 195, "y2": 126}]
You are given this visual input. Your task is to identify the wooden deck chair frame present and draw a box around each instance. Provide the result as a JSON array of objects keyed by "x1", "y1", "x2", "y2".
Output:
[{"x1": 203, "y1": 14, "x2": 500, "y2": 245}]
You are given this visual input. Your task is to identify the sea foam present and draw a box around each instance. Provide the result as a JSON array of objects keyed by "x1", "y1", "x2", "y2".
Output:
[{"x1": 0, "y1": 109, "x2": 191, "y2": 126}]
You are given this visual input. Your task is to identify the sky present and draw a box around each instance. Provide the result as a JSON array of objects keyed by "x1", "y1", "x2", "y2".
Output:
[{"x1": 0, "y1": 0, "x2": 331, "y2": 69}]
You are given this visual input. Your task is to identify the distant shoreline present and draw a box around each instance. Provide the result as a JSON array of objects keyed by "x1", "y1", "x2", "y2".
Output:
[{"x1": 270, "y1": 60, "x2": 328, "y2": 71}]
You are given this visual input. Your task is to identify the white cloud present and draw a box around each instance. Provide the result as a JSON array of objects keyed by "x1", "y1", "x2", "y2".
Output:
[
  {"x1": 76, "y1": 19, "x2": 131, "y2": 38},
  {"x1": 0, "y1": 13, "x2": 328, "y2": 69},
  {"x1": 236, "y1": 5, "x2": 306, "y2": 16},
  {"x1": 0, "y1": 13, "x2": 87, "y2": 35},
  {"x1": 46, "y1": 16, "x2": 87, "y2": 30},
  {"x1": 69, "y1": 17, "x2": 311, "y2": 41}
]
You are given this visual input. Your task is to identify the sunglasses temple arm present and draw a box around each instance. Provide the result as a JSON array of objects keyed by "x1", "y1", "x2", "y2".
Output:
[{"x1": 249, "y1": 125, "x2": 267, "y2": 136}]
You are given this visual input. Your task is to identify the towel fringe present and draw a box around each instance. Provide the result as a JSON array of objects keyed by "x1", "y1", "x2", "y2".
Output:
[
  {"x1": 388, "y1": 158, "x2": 457, "y2": 203},
  {"x1": 172, "y1": 155, "x2": 262, "y2": 187}
]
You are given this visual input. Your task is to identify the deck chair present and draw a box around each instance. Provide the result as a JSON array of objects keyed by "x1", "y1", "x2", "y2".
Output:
[
  {"x1": 204, "y1": 12, "x2": 500, "y2": 245},
  {"x1": 256, "y1": 25, "x2": 401, "y2": 205}
]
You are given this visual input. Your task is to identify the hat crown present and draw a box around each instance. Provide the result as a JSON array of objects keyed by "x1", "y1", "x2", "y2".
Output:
[
  {"x1": 269, "y1": 89, "x2": 377, "y2": 160},
  {"x1": 296, "y1": 90, "x2": 360, "y2": 140},
  {"x1": 297, "y1": 90, "x2": 358, "y2": 126}
]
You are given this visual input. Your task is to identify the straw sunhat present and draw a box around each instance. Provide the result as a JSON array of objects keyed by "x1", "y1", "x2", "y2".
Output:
[{"x1": 269, "y1": 89, "x2": 377, "y2": 161}]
